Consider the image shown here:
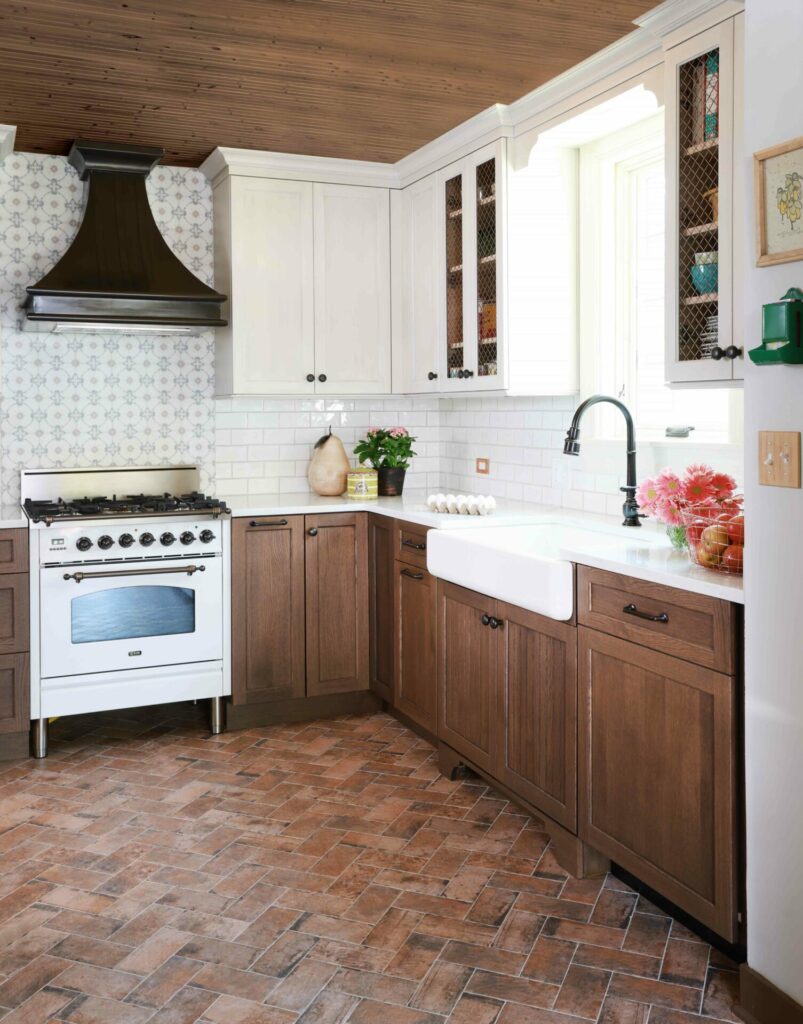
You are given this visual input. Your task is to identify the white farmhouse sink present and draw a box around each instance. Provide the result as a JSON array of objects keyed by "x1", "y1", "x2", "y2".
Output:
[{"x1": 427, "y1": 522, "x2": 657, "y2": 621}]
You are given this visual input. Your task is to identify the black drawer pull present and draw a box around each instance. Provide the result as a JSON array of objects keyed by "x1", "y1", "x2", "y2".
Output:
[
  {"x1": 623, "y1": 603, "x2": 669, "y2": 624},
  {"x1": 401, "y1": 539, "x2": 426, "y2": 551},
  {"x1": 400, "y1": 568, "x2": 424, "y2": 580},
  {"x1": 249, "y1": 519, "x2": 288, "y2": 528}
]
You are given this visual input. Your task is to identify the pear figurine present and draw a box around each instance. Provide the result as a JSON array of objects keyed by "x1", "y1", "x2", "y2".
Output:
[{"x1": 308, "y1": 426, "x2": 350, "y2": 496}]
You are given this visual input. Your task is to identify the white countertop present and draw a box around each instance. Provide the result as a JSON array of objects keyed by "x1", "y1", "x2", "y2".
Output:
[
  {"x1": 227, "y1": 491, "x2": 744, "y2": 605},
  {"x1": 0, "y1": 507, "x2": 28, "y2": 530}
]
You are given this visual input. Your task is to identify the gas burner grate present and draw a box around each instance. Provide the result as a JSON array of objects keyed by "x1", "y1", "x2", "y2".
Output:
[{"x1": 23, "y1": 492, "x2": 230, "y2": 524}]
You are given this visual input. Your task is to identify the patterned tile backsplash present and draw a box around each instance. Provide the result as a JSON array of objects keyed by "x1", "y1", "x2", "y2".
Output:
[
  {"x1": 1, "y1": 150, "x2": 742, "y2": 513},
  {"x1": 0, "y1": 152, "x2": 216, "y2": 505}
]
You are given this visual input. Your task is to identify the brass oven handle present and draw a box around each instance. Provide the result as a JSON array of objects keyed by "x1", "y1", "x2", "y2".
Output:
[
  {"x1": 623, "y1": 602, "x2": 669, "y2": 624},
  {"x1": 63, "y1": 565, "x2": 206, "y2": 583}
]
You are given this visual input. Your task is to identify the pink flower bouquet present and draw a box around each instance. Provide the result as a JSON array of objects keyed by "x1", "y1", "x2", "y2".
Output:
[{"x1": 636, "y1": 464, "x2": 741, "y2": 553}]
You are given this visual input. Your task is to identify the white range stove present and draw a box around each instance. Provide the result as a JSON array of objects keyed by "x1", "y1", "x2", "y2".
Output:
[{"x1": 22, "y1": 466, "x2": 231, "y2": 757}]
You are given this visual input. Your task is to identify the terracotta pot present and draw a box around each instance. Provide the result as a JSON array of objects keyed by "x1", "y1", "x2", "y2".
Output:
[{"x1": 378, "y1": 467, "x2": 406, "y2": 496}]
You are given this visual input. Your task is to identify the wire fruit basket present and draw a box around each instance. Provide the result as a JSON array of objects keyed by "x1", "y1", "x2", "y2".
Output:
[{"x1": 680, "y1": 501, "x2": 744, "y2": 575}]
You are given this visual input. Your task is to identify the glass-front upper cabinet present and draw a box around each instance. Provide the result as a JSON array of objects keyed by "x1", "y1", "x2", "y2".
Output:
[
  {"x1": 665, "y1": 17, "x2": 743, "y2": 384},
  {"x1": 439, "y1": 141, "x2": 506, "y2": 390}
]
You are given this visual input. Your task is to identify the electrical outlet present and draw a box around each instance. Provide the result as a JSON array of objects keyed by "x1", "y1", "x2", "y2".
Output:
[
  {"x1": 476, "y1": 457, "x2": 490, "y2": 475},
  {"x1": 758, "y1": 431, "x2": 801, "y2": 488}
]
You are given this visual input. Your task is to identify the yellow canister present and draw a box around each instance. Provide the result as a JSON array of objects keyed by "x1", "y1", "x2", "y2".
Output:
[{"x1": 347, "y1": 467, "x2": 378, "y2": 499}]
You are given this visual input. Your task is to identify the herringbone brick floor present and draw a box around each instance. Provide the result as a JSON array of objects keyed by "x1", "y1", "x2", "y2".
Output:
[{"x1": 0, "y1": 705, "x2": 741, "y2": 1024}]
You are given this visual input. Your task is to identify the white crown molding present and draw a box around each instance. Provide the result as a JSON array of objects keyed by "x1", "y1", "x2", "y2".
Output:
[
  {"x1": 635, "y1": 0, "x2": 744, "y2": 45},
  {"x1": 0, "y1": 124, "x2": 16, "y2": 163},
  {"x1": 201, "y1": 146, "x2": 398, "y2": 188}
]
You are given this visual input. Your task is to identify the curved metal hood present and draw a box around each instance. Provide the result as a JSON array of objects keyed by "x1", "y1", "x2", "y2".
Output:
[{"x1": 24, "y1": 140, "x2": 227, "y2": 333}]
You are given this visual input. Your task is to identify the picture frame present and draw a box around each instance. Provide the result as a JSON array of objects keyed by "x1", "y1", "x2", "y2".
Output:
[{"x1": 754, "y1": 135, "x2": 803, "y2": 266}]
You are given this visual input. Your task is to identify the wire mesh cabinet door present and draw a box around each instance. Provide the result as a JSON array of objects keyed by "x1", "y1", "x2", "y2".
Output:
[
  {"x1": 665, "y1": 19, "x2": 737, "y2": 385},
  {"x1": 437, "y1": 140, "x2": 506, "y2": 391}
]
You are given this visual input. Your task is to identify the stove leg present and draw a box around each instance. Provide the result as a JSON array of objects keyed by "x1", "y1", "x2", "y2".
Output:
[
  {"x1": 31, "y1": 719, "x2": 48, "y2": 759},
  {"x1": 209, "y1": 697, "x2": 226, "y2": 735}
]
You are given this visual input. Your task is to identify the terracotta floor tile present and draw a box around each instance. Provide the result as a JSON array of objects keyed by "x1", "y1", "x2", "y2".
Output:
[
  {"x1": 0, "y1": 707, "x2": 741, "y2": 1024},
  {"x1": 552, "y1": 963, "x2": 610, "y2": 1019}
]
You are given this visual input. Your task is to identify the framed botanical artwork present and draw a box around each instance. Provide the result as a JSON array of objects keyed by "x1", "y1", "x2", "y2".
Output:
[{"x1": 755, "y1": 135, "x2": 803, "y2": 266}]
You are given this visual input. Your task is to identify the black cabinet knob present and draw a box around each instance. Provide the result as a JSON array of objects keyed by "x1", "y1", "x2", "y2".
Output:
[
  {"x1": 308, "y1": 527, "x2": 318, "y2": 537},
  {"x1": 464, "y1": 369, "x2": 474, "y2": 378},
  {"x1": 710, "y1": 346, "x2": 724, "y2": 360},
  {"x1": 318, "y1": 374, "x2": 327, "y2": 383},
  {"x1": 457, "y1": 369, "x2": 465, "y2": 379},
  {"x1": 427, "y1": 371, "x2": 438, "y2": 381},
  {"x1": 306, "y1": 373, "x2": 315, "y2": 383},
  {"x1": 481, "y1": 613, "x2": 491, "y2": 626},
  {"x1": 724, "y1": 345, "x2": 742, "y2": 360}
]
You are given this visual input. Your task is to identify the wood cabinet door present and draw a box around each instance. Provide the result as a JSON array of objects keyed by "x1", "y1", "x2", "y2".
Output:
[
  {"x1": 579, "y1": 626, "x2": 738, "y2": 941},
  {"x1": 231, "y1": 516, "x2": 306, "y2": 705},
  {"x1": 437, "y1": 581, "x2": 499, "y2": 772},
  {"x1": 368, "y1": 515, "x2": 394, "y2": 703},
  {"x1": 228, "y1": 177, "x2": 316, "y2": 395},
  {"x1": 306, "y1": 513, "x2": 369, "y2": 696},
  {"x1": 496, "y1": 602, "x2": 577, "y2": 830},
  {"x1": 312, "y1": 183, "x2": 391, "y2": 394},
  {"x1": 0, "y1": 653, "x2": 29, "y2": 734},
  {"x1": 395, "y1": 563, "x2": 437, "y2": 734},
  {"x1": 0, "y1": 574, "x2": 29, "y2": 656},
  {"x1": 0, "y1": 529, "x2": 28, "y2": 575}
]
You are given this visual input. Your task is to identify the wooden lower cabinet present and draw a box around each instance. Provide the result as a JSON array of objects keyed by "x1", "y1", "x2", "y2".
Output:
[
  {"x1": 0, "y1": 653, "x2": 29, "y2": 734},
  {"x1": 394, "y1": 562, "x2": 437, "y2": 734},
  {"x1": 368, "y1": 515, "x2": 394, "y2": 702},
  {"x1": 306, "y1": 513, "x2": 369, "y2": 696},
  {"x1": 578, "y1": 626, "x2": 738, "y2": 941},
  {"x1": 496, "y1": 601, "x2": 577, "y2": 831},
  {"x1": 437, "y1": 582, "x2": 499, "y2": 772},
  {"x1": 0, "y1": 574, "x2": 30, "y2": 656},
  {"x1": 232, "y1": 516, "x2": 306, "y2": 704}
]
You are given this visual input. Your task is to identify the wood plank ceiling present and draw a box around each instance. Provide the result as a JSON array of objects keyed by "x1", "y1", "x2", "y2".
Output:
[{"x1": 1, "y1": 0, "x2": 655, "y2": 166}]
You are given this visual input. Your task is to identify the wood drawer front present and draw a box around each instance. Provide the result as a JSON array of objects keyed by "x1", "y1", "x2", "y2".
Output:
[
  {"x1": 577, "y1": 566, "x2": 736, "y2": 673},
  {"x1": 0, "y1": 575, "x2": 29, "y2": 656},
  {"x1": 0, "y1": 530, "x2": 28, "y2": 575},
  {"x1": 578, "y1": 627, "x2": 738, "y2": 941},
  {"x1": 0, "y1": 653, "x2": 29, "y2": 734},
  {"x1": 396, "y1": 521, "x2": 430, "y2": 569}
]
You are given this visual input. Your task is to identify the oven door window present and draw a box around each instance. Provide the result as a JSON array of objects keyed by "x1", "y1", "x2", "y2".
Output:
[{"x1": 71, "y1": 585, "x2": 196, "y2": 644}]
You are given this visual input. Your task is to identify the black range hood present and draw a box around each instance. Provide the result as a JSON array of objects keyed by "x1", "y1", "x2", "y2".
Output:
[{"x1": 24, "y1": 140, "x2": 227, "y2": 333}]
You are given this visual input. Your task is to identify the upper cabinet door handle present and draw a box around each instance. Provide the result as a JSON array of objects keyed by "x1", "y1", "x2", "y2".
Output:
[
  {"x1": 306, "y1": 373, "x2": 315, "y2": 382},
  {"x1": 710, "y1": 346, "x2": 724, "y2": 361},
  {"x1": 623, "y1": 603, "x2": 669, "y2": 624},
  {"x1": 463, "y1": 369, "x2": 474, "y2": 379},
  {"x1": 249, "y1": 518, "x2": 288, "y2": 528},
  {"x1": 318, "y1": 373, "x2": 327, "y2": 383},
  {"x1": 428, "y1": 371, "x2": 438, "y2": 381},
  {"x1": 724, "y1": 345, "x2": 742, "y2": 360}
]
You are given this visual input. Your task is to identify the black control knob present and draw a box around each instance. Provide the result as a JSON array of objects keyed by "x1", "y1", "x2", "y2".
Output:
[
  {"x1": 76, "y1": 536, "x2": 93, "y2": 551},
  {"x1": 160, "y1": 532, "x2": 176, "y2": 546},
  {"x1": 119, "y1": 533, "x2": 134, "y2": 548},
  {"x1": 180, "y1": 531, "x2": 195, "y2": 546},
  {"x1": 199, "y1": 529, "x2": 215, "y2": 544},
  {"x1": 98, "y1": 535, "x2": 114, "y2": 550},
  {"x1": 140, "y1": 532, "x2": 155, "y2": 547}
]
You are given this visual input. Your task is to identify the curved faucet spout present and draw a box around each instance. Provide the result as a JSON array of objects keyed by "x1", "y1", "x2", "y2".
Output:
[{"x1": 563, "y1": 395, "x2": 642, "y2": 527}]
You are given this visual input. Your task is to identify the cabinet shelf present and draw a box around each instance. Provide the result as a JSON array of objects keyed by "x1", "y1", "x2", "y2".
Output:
[
  {"x1": 682, "y1": 292, "x2": 718, "y2": 305},
  {"x1": 684, "y1": 137, "x2": 719, "y2": 156},
  {"x1": 682, "y1": 222, "x2": 718, "y2": 237}
]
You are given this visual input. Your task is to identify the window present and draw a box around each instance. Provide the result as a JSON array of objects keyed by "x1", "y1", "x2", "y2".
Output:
[{"x1": 579, "y1": 113, "x2": 741, "y2": 443}]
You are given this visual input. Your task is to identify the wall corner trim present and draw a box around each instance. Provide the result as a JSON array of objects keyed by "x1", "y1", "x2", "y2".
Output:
[
  {"x1": 737, "y1": 965, "x2": 803, "y2": 1024},
  {"x1": 0, "y1": 125, "x2": 16, "y2": 163}
]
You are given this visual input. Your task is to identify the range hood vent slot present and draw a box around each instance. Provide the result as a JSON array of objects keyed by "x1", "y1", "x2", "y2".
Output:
[{"x1": 24, "y1": 140, "x2": 227, "y2": 333}]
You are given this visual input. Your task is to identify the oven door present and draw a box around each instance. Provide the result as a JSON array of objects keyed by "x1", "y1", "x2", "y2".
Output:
[{"x1": 40, "y1": 556, "x2": 223, "y2": 678}]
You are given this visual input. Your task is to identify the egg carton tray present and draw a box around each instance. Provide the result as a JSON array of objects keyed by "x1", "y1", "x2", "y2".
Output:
[{"x1": 426, "y1": 493, "x2": 497, "y2": 515}]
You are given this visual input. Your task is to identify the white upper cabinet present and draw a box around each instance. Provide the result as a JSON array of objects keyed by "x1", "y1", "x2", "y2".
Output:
[
  {"x1": 393, "y1": 173, "x2": 440, "y2": 393},
  {"x1": 312, "y1": 184, "x2": 391, "y2": 395},
  {"x1": 209, "y1": 165, "x2": 391, "y2": 396},
  {"x1": 214, "y1": 177, "x2": 315, "y2": 395},
  {"x1": 665, "y1": 15, "x2": 743, "y2": 385}
]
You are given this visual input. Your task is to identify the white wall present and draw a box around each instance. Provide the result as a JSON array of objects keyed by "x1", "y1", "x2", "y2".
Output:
[{"x1": 743, "y1": 0, "x2": 803, "y2": 1004}]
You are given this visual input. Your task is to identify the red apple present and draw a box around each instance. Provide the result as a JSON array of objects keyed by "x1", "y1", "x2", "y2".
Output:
[
  {"x1": 722, "y1": 544, "x2": 744, "y2": 572},
  {"x1": 697, "y1": 544, "x2": 722, "y2": 567},
  {"x1": 727, "y1": 514, "x2": 745, "y2": 546},
  {"x1": 686, "y1": 518, "x2": 709, "y2": 545}
]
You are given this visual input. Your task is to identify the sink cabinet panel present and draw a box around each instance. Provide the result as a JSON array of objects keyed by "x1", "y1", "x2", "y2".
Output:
[
  {"x1": 437, "y1": 582, "x2": 499, "y2": 772},
  {"x1": 578, "y1": 626, "x2": 738, "y2": 941},
  {"x1": 496, "y1": 601, "x2": 577, "y2": 831},
  {"x1": 395, "y1": 562, "x2": 437, "y2": 734},
  {"x1": 368, "y1": 515, "x2": 395, "y2": 703}
]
